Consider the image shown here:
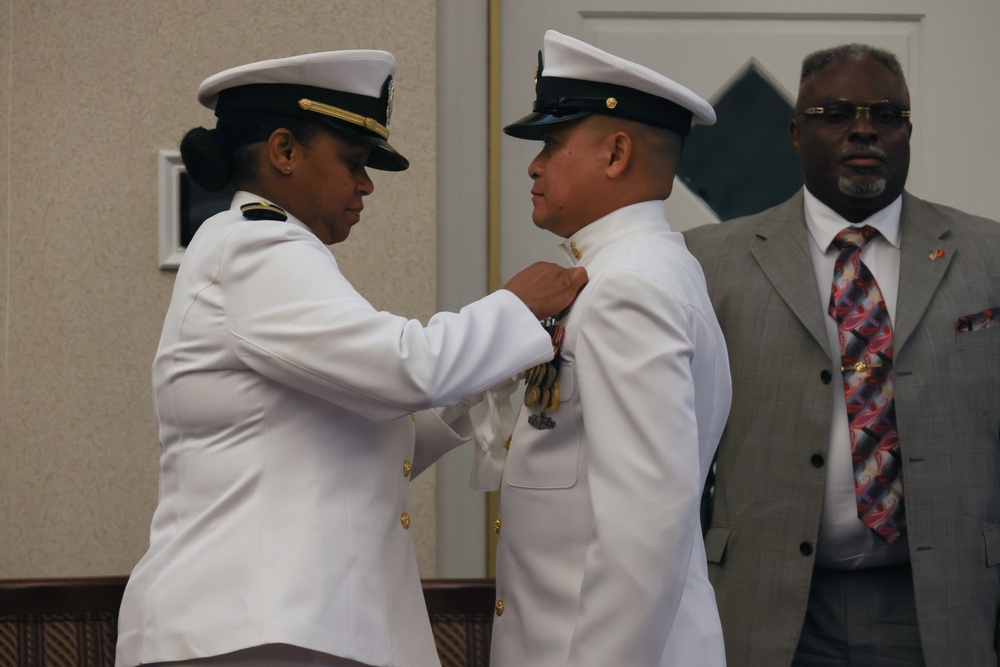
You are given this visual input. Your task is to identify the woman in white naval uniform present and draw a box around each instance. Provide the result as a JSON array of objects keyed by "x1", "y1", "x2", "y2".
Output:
[
  {"x1": 115, "y1": 51, "x2": 586, "y2": 667},
  {"x1": 473, "y1": 32, "x2": 731, "y2": 667}
]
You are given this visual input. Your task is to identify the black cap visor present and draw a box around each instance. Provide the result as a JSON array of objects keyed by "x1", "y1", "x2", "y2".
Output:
[
  {"x1": 503, "y1": 109, "x2": 592, "y2": 140},
  {"x1": 318, "y1": 117, "x2": 409, "y2": 172}
]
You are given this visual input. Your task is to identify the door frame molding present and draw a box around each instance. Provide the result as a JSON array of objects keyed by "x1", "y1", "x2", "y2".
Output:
[{"x1": 434, "y1": 0, "x2": 494, "y2": 577}]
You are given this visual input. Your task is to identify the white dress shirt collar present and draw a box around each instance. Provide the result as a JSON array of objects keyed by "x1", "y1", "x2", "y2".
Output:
[
  {"x1": 559, "y1": 200, "x2": 668, "y2": 266},
  {"x1": 802, "y1": 187, "x2": 903, "y2": 253}
]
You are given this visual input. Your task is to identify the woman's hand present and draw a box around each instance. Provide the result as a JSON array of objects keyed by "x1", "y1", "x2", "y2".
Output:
[{"x1": 502, "y1": 262, "x2": 588, "y2": 320}]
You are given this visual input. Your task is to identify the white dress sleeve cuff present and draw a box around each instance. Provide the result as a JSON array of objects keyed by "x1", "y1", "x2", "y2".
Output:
[{"x1": 470, "y1": 375, "x2": 521, "y2": 491}]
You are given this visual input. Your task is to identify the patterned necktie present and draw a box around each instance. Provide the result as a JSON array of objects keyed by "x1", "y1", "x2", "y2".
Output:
[{"x1": 828, "y1": 225, "x2": 905, "y2": 543}]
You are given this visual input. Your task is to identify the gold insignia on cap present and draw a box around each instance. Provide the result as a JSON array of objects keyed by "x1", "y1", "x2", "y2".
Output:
[
  {"x1": 298, "y1": 98, "x2": 390, "y2": 139},
  {"x1": 606, "y1": 97, "x2": 618, "y2": 109}
]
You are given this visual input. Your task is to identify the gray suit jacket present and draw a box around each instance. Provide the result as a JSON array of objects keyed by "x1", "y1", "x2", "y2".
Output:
[{"x1": 684, "y1": 190, "x2": 1000, "y2": 667}]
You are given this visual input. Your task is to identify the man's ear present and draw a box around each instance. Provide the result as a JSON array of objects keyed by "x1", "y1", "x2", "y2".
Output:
[
  {"x1": 267, "y1": 128, "x2": 297, "y2": 174},
  {"x1": 789, "y1": 119, "x2": 801, "y2": 156},
  {"x1": 606, "y1": 131, "x2": 632, "y2": 178}
]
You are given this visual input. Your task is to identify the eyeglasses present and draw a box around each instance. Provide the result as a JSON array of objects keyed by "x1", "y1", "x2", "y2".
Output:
[{"x1": 796, "y1": 98, "x2": 911, "y2": 129}]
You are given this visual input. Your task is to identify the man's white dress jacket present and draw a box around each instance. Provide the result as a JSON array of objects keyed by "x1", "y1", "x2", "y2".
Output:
[
  {"x1": 475, "y1": 201, "x2": 732, "y2": 667},
  {"x1": 116, "y1": 192, "x2": 553, "y2": 667}
]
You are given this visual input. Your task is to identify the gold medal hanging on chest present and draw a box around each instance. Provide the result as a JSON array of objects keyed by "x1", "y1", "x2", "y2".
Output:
[
  {"x1": 524, "y1": 319, "x2": 565, "y2": 429},
  {"x1": 524, "y1": 358, "x2": 560, "y2": 410}
]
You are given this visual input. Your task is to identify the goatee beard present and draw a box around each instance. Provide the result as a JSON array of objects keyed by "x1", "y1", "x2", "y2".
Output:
[{"x1": 839, "y1": 176, "x2": 886, "y2": 199}]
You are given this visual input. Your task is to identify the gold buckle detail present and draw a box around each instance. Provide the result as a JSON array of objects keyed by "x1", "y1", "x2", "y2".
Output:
[{"x1": 841, "y1": 360, "x2": 883, "y2": 373}]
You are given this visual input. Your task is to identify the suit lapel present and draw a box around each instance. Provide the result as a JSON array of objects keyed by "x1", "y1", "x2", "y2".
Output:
[
  {"x1": 749, "y1": 192, "x2": 832, "y2": 357},
  {"x1": 893, "y1": 192, "x2": 954, "y2": 353}
]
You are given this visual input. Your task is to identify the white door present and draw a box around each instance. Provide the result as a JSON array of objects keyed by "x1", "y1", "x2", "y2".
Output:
[
  {"x1": 497, "y1": 0, "x2": 1000, "y2": 279},
  {"x1": 434, "y1": 0, "x2": 1000, "y2": 576}
]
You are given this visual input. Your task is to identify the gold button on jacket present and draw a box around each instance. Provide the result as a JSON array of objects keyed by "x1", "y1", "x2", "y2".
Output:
[{"x1": 400, "y1": 512, "x2": 410, "y2": 529}]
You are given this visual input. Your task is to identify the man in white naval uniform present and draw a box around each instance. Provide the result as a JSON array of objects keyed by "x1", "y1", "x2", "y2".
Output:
[{"x1": 474, "y1": 31, "x2": 731, "y2": 667}]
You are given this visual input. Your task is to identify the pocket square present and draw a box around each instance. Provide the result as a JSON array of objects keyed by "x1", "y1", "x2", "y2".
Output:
[{"x1": 956, "y1": 306, "x2": 1000, "y2": 332}]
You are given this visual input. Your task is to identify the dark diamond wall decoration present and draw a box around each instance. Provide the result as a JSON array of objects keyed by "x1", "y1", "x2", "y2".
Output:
[{"x1": 677, "y1": 63, "x2": 803, "y2": 221}]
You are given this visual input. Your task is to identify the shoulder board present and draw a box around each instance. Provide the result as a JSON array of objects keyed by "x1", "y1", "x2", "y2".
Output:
[{"x1": 240, "y1": 201, "x2": 288, "y2": 221}]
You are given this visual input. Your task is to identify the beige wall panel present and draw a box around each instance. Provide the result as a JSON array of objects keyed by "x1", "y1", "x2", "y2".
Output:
[{"x1": 1, "y1": 0, "x2": 438, "y2": 578}]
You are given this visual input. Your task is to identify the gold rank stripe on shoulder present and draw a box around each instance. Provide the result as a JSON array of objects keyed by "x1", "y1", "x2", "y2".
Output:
[
  {"x1": 298, "y1": 98, "x2": 390, "y2": 140},
  {"x1": 240, "y1": 201, "x2": 287, "y2": 222}
]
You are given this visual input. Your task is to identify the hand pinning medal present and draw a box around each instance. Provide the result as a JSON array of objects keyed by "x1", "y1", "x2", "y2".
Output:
[{"x1": 525, "y1": 318, "x2": 565, "y2": 429}]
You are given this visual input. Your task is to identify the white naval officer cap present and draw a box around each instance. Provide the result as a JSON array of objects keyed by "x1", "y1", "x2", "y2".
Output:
[
  {"x1": 504, "y1": 30, "x2": 716, "y2": 140},
  {"x1": 197, "y1": 50, "x2": 407, "y2": 171}
]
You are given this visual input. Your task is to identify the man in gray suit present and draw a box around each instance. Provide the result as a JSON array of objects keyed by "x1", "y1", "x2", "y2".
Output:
[{"x1": 685, "y1": 43, "x2": 1000, "y2": 666}]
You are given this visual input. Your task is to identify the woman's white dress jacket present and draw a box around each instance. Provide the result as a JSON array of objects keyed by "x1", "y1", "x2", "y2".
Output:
[
  {"x1": 475, "y1": 201, "x2": 732, "y2": 667},
  {"x1": 116, "y1": 192, "x2": 553, "y2": 667}
]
